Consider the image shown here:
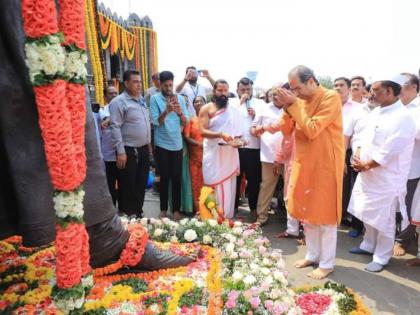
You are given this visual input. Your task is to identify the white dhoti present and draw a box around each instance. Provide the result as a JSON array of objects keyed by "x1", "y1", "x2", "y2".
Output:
[
  {"x1": 304, "y1": 223, "x2": 337, "y2": 269},
  {"x1": 202, "y1": 105, "x2": 242, "y2": 219},
  {"x1": 214, "y1": 177, "x2": 237, "y2": 219},
  {"x1": 286, "y1": 212, "x2": 300, "y2": 236}
]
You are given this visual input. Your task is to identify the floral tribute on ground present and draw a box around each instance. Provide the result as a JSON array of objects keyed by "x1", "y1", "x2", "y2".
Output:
[{"x1": 0, "y1": 218, "x2": 370, "y2": 314}]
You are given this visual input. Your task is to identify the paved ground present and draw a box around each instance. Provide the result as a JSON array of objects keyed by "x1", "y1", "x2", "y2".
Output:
[{"x1": 143, "y1": 191, "x2": 420, "y2": 315}]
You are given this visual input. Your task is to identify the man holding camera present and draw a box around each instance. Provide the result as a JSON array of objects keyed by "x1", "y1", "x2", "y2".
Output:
[
  {"x1": 151, "y1": 71, "x2": 190, "y2": 220},
  {"x1": 176, "y1": 66, "x2": 215, "y2": 116}
]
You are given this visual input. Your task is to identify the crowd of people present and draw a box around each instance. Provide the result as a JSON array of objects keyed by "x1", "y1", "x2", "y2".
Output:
[{"x1": 92, "y1": 65, "x2": 420, "y2": 279}]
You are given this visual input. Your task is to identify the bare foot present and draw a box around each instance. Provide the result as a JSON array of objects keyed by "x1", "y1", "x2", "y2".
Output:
[
  {"x1": 307, "y1": 268, "x2": 334, "y2": 279},
  {"x1": 159, "y1": 211, "x2": 167, "y2": 219},
  {"x1": 406, "y1": 258, "x2": 420, "y2": 267},
  {"x1": 393, "y1": 243, "x2": 406, "y2": 256},
  {"x1": 294, "y1": 259, "x2": 315, "y2": 268}
]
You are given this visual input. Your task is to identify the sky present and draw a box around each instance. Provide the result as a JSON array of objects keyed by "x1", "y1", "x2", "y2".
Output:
[{"x1": 101, "y1": 0, "x2": 419, "y2": 90}]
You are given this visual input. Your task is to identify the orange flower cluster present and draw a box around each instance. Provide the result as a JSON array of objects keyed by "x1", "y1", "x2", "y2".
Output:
[
  {"x1": 21, "y1": 0, "x2": 59, "y2": 38},
  {"x1": 55, "y1": 224, "x2": 90, "y2": 288},
  {"x1": 94, "y1": 224, "x2": 148, "y2": 277},
  {"x1": 58, "y1": 0, "x2": 86, "y2": 49},
  {"x1": 66, "y1": 83, "x2": 87, "y2": 184},
  {"x1": 34, "y1": 80, "x2": 80, "y2": 191}
]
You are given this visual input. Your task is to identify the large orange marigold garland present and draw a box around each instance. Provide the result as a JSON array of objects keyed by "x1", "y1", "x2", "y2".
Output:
[{"x1": 21, "y1": 0, "x2": 91, "y2": 313}]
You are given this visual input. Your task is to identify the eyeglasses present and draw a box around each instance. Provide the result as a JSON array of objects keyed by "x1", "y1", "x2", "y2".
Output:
[{"x1": 290, "y1": 83, "x2": 306, "y2": 92}]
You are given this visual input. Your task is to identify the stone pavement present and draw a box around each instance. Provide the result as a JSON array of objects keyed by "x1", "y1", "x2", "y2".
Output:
[{"x1": 143, "y1": 190, "x2": 420, "y2": 315}]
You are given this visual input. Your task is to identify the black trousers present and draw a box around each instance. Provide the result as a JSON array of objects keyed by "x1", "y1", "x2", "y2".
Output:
[
  {"x1": 342, "y1": 149, "x2": 364, "y2": 231},
  {"x1": 396, "y1": 177, "x2": 420, "y2": 246},
  {"x1": 105, "y1": 161, "x2": 119, "y2": 206},
  {"x1": 155, "y1": 146, "x2": 183, "y2": 212},
  {"x1": 235, "y1": 148, "x2": 261, "y2": 211},
  {"x1": 118, "y1": 145, "x2": 150, "y2": 217}
]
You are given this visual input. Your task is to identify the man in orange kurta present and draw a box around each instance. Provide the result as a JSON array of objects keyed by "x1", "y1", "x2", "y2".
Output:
[{"x1": 277, "y1": 65, "x2": 345, "y2": 279}]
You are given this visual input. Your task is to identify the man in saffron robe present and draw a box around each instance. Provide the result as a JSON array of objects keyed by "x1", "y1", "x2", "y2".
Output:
[
  {"x1": 276, "y1": 65, "x2": 345, "y2": 279},
  {"x1": 199, "y1": 80, "x2": 243, "y2": 218}
]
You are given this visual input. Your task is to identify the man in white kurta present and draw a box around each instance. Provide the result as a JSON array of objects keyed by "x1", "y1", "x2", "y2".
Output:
[
  {"x1": 394, "y1": 73, "x2": 420, "y2": 256},
  {"x1": 199, "y1": 80, "x2": 243, "y2": 218},
  {"x1": 348, "y1": 77, "x2": 416, "y2": 272}
]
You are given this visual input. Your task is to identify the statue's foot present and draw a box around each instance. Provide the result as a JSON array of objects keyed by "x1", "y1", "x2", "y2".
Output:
[
  {"x1": 294, "y1": 259, "x2": 314, "y2": 268},
  {"x1": 306, "y1": 268, "x2": 333, "y2": 279}
]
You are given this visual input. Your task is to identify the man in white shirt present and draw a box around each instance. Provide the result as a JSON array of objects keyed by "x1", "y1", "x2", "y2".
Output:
[
  {"x1": 394, "y1": 73, "x2": 420, "y2": 256},
  {"x1": 334, "y1": 77, "x2": 364, "y2": 236},
  {"x1": 231, "y1": 77, "x2": 265, "y2": 218},
  {"x1": 251, "y1": 83, "x2": 285, "y2": 225},
  {"x1": 349, "y1": 76, "x2": 416, "y2": 272},
  {"x1": 175, "y1": 66, "x2": 215, "y2": 117},
  {"x1": 350, "y1": 76, "x2": 368, "y2": 104}
]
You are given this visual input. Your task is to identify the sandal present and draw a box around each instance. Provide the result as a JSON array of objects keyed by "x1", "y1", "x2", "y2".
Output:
[{"x1": 275, "y1": 231, "x2": 299, "y2": 239}]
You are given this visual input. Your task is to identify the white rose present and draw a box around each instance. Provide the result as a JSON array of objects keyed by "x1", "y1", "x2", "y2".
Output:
[
  {"x1": 232, "y1": 227, "x2": 242, "y2": 235},
  {"x1": 273, "y1": 271, "x2": 286, "y2": 283},
  {"x1": 262, "y1": 258, "x2": 272, "y2": 266},
  {"x1": 243, "y1": 274, "x2": 256, "y2": 285},
  {"x1": 190, "y1": 218, "x2": 198, "y2": 223},
  {"x1": 74, "y1": 298, "x2": 84, "y2": 308},
  {"x1": 180, "y1": 218, "x2": 189, "y2": 225},
  {"x1": 195, "y1": 221, "x2": 205, "y2": 228},
  {"x1": 225, "y1": 243, "x2": 235, "y2": 253},
  {"x1": 170, "y1": 235, "x2": 178, "y2": 243},
  {"x1": 232, "y1": 271, "x2": 243, "y2": 282},
  {"x1": 264, "y1": 275, "x2": 274, "y2": 285},
  {"x1": 153, "y1": 228, "x2": 163, "y2": 237},
  {"x1": 184, "y1": 229, "x2": 197, "y2": 242},
  {"x1": 140, "y1": 218, "x2": 148, "y2": 226},
  {"x1": 162, "y1": 217, "x2": 171, "y2": 224},
  {"x1": 149, "y1": 304, "x2": 160, "y2": 312},
  {"x1": 233, "y1": 221, "x2": 242, "y2": 227},
  {"x1": 276, "y1": 260, "x2": 286, "y2": 270},
  {"x1": 261, "y1": 267, "x2": 270, "y2": 276},
  {"x1": 270, "y1": 288, "x2": 282, "y2": 300},
  {"x1": 249, "y1": 263, "x2": 259, "y2": 271},
  {"x1": 203, "y1": 235, "x2": 212, "y2": 244},
  {"x1": 207, "y1": 219, "x2": 217, "y2": 227}
]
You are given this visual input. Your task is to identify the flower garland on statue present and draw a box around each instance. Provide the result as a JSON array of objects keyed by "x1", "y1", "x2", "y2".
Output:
[{"x1": 21, "y1": 0, "x2": 91, "y2": 313}]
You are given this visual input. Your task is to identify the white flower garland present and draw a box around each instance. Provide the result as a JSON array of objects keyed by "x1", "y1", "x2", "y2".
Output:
[
  {"x1": 53, "y1": 189, "x2": 85, "y2": 219},
  {"x1": 24, "y1": 35, "x2": 66, "y2": 83},
  {"x1": 64, "y1": 50, "x2": 88, "y2": 81}
]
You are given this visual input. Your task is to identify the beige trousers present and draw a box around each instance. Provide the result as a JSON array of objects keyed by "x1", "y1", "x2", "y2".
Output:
[{"x1": 256, "y1": 162, "x2": 283, "y2": 224}]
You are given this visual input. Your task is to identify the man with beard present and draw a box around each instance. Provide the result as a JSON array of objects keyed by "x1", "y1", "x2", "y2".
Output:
[
  {"x1": 351, "y1": 76, "x2": 368, "y2": 104},
  {"x1": 349, "y1": 76, "x2": 416, "y2": 272},
  {"x1": 199, "y1": 80, "x2": 244, "y2": 218},
  {"x1": 150, "y1": 71, "x2": 189, "y2": 220},
  {"x1": 176, "y1": 66, "x2": 215, "y2": 116}
]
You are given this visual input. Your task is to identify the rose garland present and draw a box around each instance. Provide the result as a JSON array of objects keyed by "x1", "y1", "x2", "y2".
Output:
[{"x1": 21, "y1": 0, "x2": 90, "y2": 313}]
